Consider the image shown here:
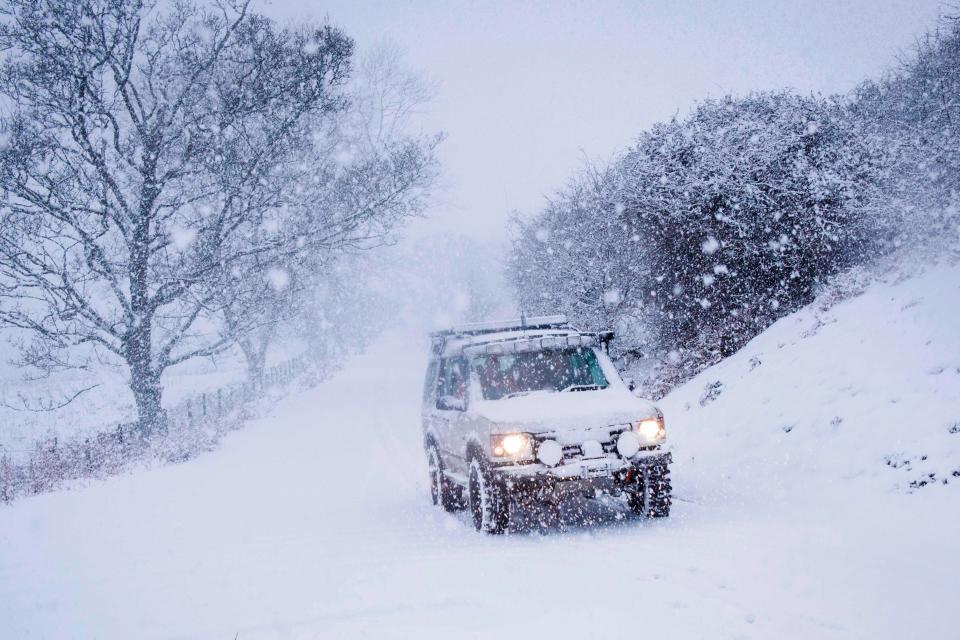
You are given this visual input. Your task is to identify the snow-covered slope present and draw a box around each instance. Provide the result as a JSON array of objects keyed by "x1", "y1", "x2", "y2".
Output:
[
  {"x1": 1, "y1": 262, "x2": 958, "y2": 639},
  {"x1": 665, "y1": 260, "x2": 960, "y2": 502}
]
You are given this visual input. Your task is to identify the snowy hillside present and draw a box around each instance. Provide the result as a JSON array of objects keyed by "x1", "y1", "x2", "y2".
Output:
[
  {"x1": 665, "y1": 259, "x2": 960, "y2": 499},
  {"x1": 1, "y1": 262, "x2": 958, "y2": 639}
]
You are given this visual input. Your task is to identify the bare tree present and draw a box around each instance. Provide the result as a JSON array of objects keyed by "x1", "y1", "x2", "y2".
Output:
[
  {"x1": 0, "y1": 0, "x2": 353, "y2": 435},
  {"x1": 214, "y1": 43, "x2": 440, "y2": 383}
]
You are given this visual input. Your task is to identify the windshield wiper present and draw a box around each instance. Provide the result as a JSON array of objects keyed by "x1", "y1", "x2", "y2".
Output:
[{"x1": 561, "y1": 384, "x2": 606, "y2": 392}]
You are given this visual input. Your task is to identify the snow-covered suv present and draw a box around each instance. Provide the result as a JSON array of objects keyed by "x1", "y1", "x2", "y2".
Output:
[{"x1": 422, "y1": 315, "x2": 672, "y2": 533}]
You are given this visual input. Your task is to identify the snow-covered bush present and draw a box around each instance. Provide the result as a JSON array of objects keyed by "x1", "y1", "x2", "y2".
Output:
[
  {"x1": 813, "y1": 264, "x2": 875, "y2": 313},
  {"x1": 511, "y1": 12, "x2": 960, "y2": 395},
  {"x1": 853, "y1": 14, "x2": 960, "y2": 252},
  {"x1": 510, "y1": 91, "x2": 889, "y2": 390}
]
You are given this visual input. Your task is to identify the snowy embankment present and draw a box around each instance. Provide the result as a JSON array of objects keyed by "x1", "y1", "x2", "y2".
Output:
[
  {"x1": 1, "y1": 262, "x2": 958, "y2": 639},
  {"x1": 666, "y1": 260, "x2": 960, "y2": 499}
]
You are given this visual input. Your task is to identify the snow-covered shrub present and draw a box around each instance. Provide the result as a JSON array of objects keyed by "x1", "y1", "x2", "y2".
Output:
[
  {"x1": 813, "y1": 264, "x2": 874, "y2": 312},
  {"x1": 510, "y1": 91, "x2": 888, "y2": 390},
  {"x1": 853, "y1": 15, "x2": 960, "y2": 252},
  {"x1": 0, "y1": 453, "x2": 13, "y2": 502}
]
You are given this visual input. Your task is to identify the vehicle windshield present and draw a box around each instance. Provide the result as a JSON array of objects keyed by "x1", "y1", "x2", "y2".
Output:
[{"x1": 471, "y1": 348, "x2": 609, "y2": 400}]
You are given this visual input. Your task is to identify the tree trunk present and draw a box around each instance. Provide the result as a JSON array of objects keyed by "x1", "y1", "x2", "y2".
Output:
[
  {"x1": 129, "y1": 367, "x2": 165, "y2": 438},
  {"x1": 239, "y1": 335, "x2": 269, "y2": 387},
  {"x1": 125, "y1": 316, "x2": 165, "y2": 438},
  {"x1": 127, "y1": 171, "x2": 162, "y2": 437}
]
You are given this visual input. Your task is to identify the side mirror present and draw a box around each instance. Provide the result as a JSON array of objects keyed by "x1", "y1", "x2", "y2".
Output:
[{"x1": 437, "y1": 395, "x2": 466, "y2": 412}]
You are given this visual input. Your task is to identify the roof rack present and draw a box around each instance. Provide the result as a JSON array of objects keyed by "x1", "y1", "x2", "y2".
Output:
[
  {"x1": 429, "y1": 314, "x2": 616, "y2": 357},
  {"x1": 429, "y1": 314, "x2": 569, "y2": 339}
]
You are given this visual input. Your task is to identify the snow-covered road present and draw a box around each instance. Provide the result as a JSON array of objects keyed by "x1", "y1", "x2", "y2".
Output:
[{"x1": 2, "y1": 320, "x2": 958, "y2": 639}]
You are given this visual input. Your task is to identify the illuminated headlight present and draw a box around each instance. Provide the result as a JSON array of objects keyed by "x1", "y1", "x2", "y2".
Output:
[
  {"x1": 633, "y1": 415, "x2": 666, "y2": 443},
  {"x1": 491, "y1": 433, "x2": 532, "y2": 458}
]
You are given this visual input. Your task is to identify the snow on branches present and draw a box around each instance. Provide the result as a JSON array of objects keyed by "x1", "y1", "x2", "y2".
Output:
[
  {"x1": 0, "y1": 1, "x2": 438, "y2": 434},
  {"x1": 509, "y1": 91, "x2": 891, "y2": 391},
  {"x1": 511, "y1": 13, "x2": 960, "y2": 393}
]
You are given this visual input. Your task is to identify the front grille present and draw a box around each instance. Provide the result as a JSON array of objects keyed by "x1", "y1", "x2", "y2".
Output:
[
  {"x1": 562, "y1": 444, "x2": 582, "y2": 459},
  {"x1": 535, "y1": 424, "x2": 632, "y2": 462}
]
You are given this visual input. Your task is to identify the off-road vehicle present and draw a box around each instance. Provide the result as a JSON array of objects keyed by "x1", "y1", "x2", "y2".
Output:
[{"x1": 421, "y1": 315, "x2": 672, "y2": 533}]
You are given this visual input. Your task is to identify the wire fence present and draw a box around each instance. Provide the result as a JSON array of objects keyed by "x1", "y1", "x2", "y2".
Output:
[{"x1": 0, "y1": 355, "x2": 310, "y2": 504}]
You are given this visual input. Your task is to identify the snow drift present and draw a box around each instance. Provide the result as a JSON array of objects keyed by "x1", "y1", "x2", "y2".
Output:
[{"x1": 664, "y1": 259, "x2": 960, "y2": 500}]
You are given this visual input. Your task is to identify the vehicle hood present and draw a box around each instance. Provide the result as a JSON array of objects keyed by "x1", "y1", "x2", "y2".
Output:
[{"x1": 472, "y1": 388, "x2": 658, "y2": 436}]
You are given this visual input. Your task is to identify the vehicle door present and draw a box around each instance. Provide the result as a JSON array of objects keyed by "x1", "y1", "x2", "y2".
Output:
[
  {"x1": 421, "y1": 359, "x2": 440, "y2": 437},
  {"x1": 434, "y1": 356, "x2": 469, "y2": 473}
]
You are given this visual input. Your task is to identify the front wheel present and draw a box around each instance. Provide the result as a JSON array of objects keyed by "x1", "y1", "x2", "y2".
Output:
[
  {"x1": 628, "y1": 464, "x2": 672, "y2": 518},
  {"x1": 468, "y1": 458, "x2": 510, "y2": 534}
]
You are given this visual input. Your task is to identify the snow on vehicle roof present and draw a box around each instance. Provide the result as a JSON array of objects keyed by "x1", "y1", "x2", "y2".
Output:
[
  {"x1": 429, "y1": 315, "x2": 613, "y2": 358},
  {"x1": 430, "y1": 315, "x2": 569, "y2": 337},
  {"x1": 437, "y1": 328, "x2": 593, "y2": 358}
]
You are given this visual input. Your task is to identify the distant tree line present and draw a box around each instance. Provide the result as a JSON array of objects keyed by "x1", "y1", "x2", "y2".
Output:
[
  {"x1": 508, "y1": 14, "x2": 960, "y2": 394},
  {"x1": 0, "y1": 0, "x2": 438, "y2": 435}
]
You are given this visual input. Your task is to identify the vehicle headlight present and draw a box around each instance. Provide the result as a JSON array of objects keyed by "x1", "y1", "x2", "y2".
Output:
[
  {"x1": 633, "y1": 415, "x2": 666, "y2": 443},
  {"x1": 491, "y1": 433, "x2": 532, "y2": 458}
]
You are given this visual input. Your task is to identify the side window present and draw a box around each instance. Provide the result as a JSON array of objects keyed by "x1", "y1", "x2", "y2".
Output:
[
  {"x1": 422, "y1": 361, "x2": 439, "y2": 405},
  {"x1": 437, "y1": 357, "x2": 468, "y2": 410}
]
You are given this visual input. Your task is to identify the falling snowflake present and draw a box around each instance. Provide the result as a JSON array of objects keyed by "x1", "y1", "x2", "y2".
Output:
[
  {"x1": 266, "y1": 267, "x2": 290, "y2": 291},
  {"x1": 334, "y1": 146, "x2": 355, "y2": 167},
  {"x1": 603, "y1": 289, "x2": 621, "y2": 305},
  {"x1": 702, "y1": 236, "x2": 720, "y2": 255},
  {"x1": 452, "y1": 290, "x2": 470, "y2": 313},
  {"x1": 170, "y1": 226, "x2": 197, "y2": 250}
]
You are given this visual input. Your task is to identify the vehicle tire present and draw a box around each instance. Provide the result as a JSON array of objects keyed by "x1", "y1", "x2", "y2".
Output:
[
  {"x1": 468, "y1": 457, "x2": 510, "y2": 534},
  {"x1": 427, "y1": 446, "x2": 463, "y2": 512},
  {"x1": 628, "y1": 464, "x2": 672, "y2": 518}
]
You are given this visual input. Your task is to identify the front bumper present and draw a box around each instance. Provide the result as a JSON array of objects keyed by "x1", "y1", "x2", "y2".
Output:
[{"x1": 491, "y1": 449, "x2": 672, "y2": 494}]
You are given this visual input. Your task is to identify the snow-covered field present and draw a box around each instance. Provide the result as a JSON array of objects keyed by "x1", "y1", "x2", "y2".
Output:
[
  {"x1": 0, "y1": 340, "x2": 306, "y2": 461},
  {"x1": 2, "y1": 262, "x2": 959, "y2": 639}
]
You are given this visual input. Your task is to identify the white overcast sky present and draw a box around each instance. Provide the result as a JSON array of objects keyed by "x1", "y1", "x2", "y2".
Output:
[{"x1": 264, "y1": 0, "x2": 947, "y2": 240}]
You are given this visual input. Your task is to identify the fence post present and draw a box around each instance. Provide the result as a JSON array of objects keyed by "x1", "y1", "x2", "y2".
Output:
[
  {"x1": 217, "y1": 388, "x2": 222, "y2": 415},
  {"x1": 0, "y1": 450, "x2": 9, "y2": 503},
  {"x1": 202, "y1": 392, "x2": 207, "y2": 417}
]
